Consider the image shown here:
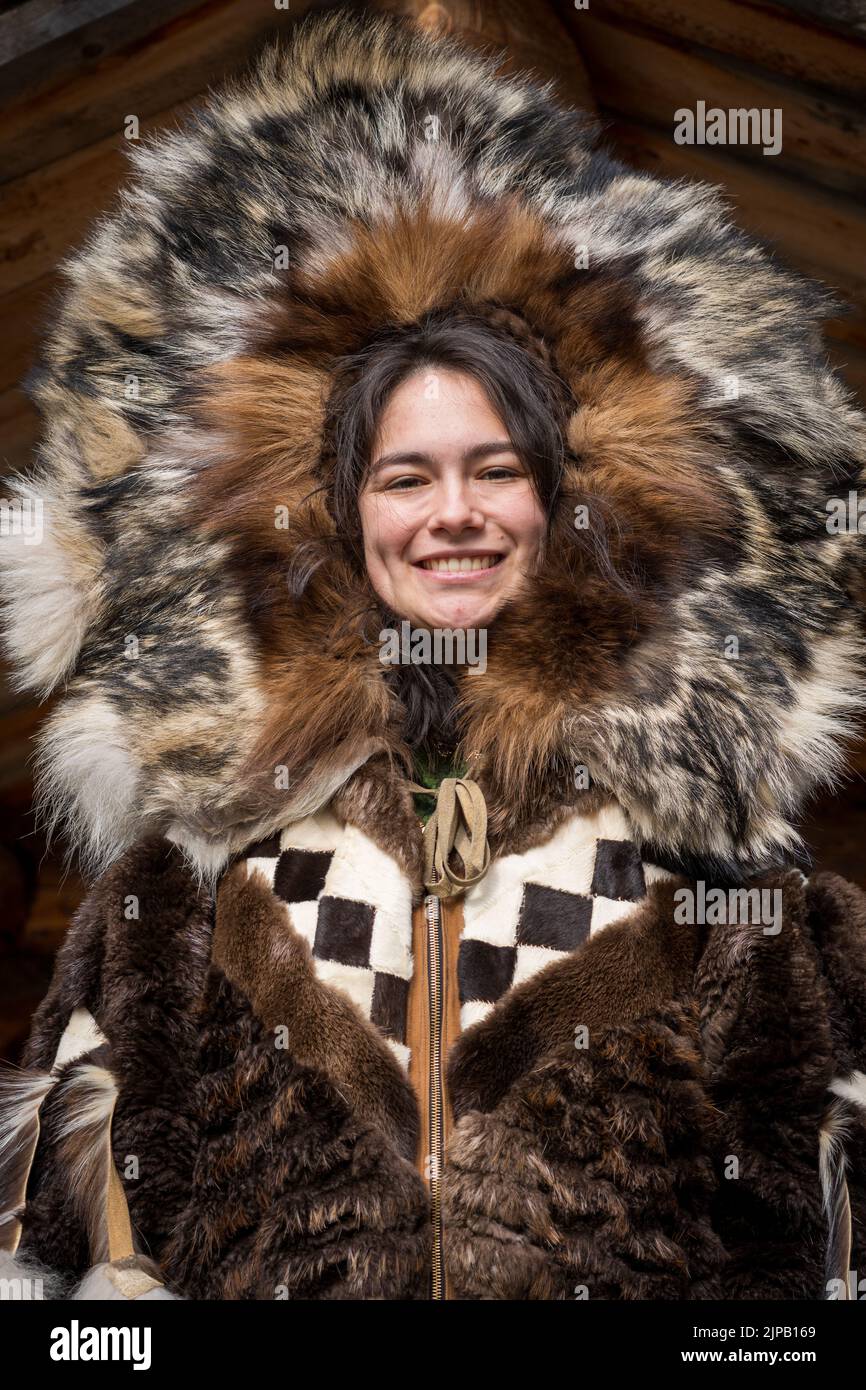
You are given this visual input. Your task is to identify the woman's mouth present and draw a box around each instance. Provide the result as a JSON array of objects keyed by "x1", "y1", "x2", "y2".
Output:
[{"x1": 414, "y1": 553, "x2": 505, "y2": 575}]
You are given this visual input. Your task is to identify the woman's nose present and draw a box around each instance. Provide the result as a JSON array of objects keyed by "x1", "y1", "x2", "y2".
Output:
[{"x1": 427, "y1": 481, "x2": 484, "y2": 534}]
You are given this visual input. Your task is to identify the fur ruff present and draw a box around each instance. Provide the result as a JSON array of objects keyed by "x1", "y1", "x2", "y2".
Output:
[{"x1": 0, "y1": 7, "x2": 862, "y2": 882}]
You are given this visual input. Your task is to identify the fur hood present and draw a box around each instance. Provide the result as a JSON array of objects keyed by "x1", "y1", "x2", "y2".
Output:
[{"x1": 2, "y1": 4, "x2": 865, "y2": 883}]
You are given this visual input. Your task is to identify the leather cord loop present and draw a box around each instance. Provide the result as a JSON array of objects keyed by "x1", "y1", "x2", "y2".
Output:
[{"x1": 407, "y1": 776, "x2": 491, "y2": 898}]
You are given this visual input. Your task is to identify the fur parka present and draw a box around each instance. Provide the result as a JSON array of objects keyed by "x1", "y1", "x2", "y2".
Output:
[{"x1": 2, "y1": 4, "x2": 866, "y2": 1301}]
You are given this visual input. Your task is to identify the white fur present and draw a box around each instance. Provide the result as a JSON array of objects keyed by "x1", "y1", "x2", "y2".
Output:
[
  {"x1": 53, "y1": 1063, "x2": 117, "y2": 1192},
  {"x1": 0, "y1": 1067, "x2": 55, "y2": 1239},
  {"x1": 0, "y1": 1069, "x2": 55, "y2": 1164},
  {"x1": 73, "y1": 1264, "x2": 183, "y2": 1300},
  {"x1": 34, "y1": 696, "x2": 140, "y2": 875},
  {"x1": 0, "y1": 1247, "x2": 69, "y2": 1300},
  {"x1": 819, "y1": 1096, "x2": 853, "y2": 1298},
  {"x1": 52, "y1": 1007, "x2": 108, "y2": 1072},
  {"x1": 829, "y1": 1070, "x2": 866, "y2": 1112},
  {"x1": 0, "y1": 477, "x2": 102, "y2": 697}
]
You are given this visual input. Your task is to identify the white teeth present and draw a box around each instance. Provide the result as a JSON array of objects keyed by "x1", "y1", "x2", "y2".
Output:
[{"x1": 420, "y1": 555, "x2": 502, "y2": 573}]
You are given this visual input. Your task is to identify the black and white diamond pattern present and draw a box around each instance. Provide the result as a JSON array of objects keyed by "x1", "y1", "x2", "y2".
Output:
[
  {"x1": 244, "y1": 809, "x2": 413, "y2": 1071},
  {"x1": 457, "y1": 803, "x2": 667, "y2": 1028},
  {"x1": 242, "y1": 802, "x2": 669, "y2": 1065}
]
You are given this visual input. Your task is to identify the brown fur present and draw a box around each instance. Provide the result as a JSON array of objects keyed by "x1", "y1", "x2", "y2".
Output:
[
  {"x1": 13, "y1": 835, "x2": 866, "y2": 1299},
  {"x1": 442, "y1": 868, "x2": 853, "y2": 1299},
  {"x1": 214, "y1": 861, "x2": 420, "y2": 1161},
  {"x1": 159, "y1": 966, "x2": 431, "y2": 1300},
  {"x1": 443, "y1": 1000, "x2": 728, "y2": 1299},
  {"x1": 446, "y1": 878, "x2": 702, "y2": 1117}
]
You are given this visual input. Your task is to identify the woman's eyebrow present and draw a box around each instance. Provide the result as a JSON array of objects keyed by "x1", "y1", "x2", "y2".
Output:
[{"x1": 370, "y1": 440, "x2": 517, "y2": 472}]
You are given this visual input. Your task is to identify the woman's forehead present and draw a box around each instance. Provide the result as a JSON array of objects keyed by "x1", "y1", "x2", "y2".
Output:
[{"x1": 372, "y1": 371, "x2": 507, "y2": 449}]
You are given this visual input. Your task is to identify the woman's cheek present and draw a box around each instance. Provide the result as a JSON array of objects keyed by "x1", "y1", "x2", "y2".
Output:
[
  {"x1": 507, "y1": 489, "x2": 546, "y2": 549},
  {"x1": 361, "y1": 516, "x2": 407, "y2": 590},
  {"x1": 378, "y1": 499, "x2": 424, "y2": 559}
]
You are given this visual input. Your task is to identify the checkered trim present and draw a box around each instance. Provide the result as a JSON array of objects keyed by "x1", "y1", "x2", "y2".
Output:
[
  {"x1": 241, "y1": 802, "x2": 669, "y2": 1068},
  {"x1": 243, "y1": 809, "x2": 413, "y2": 1071},
  {"x1": 457, "y1": 803, "x2": 669, "y2": 1029}
]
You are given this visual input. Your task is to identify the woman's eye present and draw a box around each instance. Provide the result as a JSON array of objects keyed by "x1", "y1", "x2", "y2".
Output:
[
  {"x1": 384, "y1": 475, "x2": 426, "y2": 491},
  {"x1": 479, "y1": 465, "x2": 522, "y2": 480},
  {"x1": 380, "y1": 464, "x2": 523, "y2": 489}
]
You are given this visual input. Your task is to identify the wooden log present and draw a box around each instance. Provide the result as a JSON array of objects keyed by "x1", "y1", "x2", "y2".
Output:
[
  {"x1": 771, "y1": 0, "x2": 866, "y2": 40},
  {"x1": 0, "y1": 95, "x2": 203, "y2": 298},
  {"x1": 0, "y1": 0, "x2": 314, "y2": 183},
  {"x1": 1, "y1": 134, "x2": 129, "y2": 298},
  {"x1": 826, "y1": 340, "x2": 866, "y2": 406},
  {"x1": 0, "y1": 0, "x2": 207, "y2": 106},
  {"x1": 557, "y1": 5, "x2": 866, "y2": 199},
  {"x1": 0, "y1": 273, "x2": 58, "y2": 395},
  {"x1": 550, "y1": 0, "x2": 866, "y2": 101},
  {"x1": 0, "y1": 389, "x2": 40, "y2": 481},
  {"x1": 21, "y1": 858, "x2": 87, "y2": 945}
]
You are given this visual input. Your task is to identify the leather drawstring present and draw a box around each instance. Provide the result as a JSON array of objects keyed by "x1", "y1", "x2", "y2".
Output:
[
  {"x1": 105, "y1": 1152, "x2": 136, "y2": 1265},
  {"x1": 406, "y1": 775, "x2": 491, "y2": 898}
]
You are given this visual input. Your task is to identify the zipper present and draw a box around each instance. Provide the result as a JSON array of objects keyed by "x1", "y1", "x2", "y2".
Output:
[{"x1": 424, "y1": 888, "x2": 446, "y2": 1300}]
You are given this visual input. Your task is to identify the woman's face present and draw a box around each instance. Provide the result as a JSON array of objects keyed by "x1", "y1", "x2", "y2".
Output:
[{"x1": 358, "y1": 368, "x2": 547, "y2": 631}]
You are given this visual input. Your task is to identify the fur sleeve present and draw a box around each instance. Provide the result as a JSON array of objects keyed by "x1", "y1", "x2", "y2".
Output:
[
  {"x1": 1, "y1": 878, "x2": 110, "y2": 1288},
  {"x1": 2, "y1": 838, "x2": 208, "y2": 1299}
]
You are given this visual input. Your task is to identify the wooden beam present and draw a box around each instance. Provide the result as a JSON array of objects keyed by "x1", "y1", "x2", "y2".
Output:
[
  {"x1": 769, "y1": 0, "x2": 866, "y2": 39},
  {"x1": 0, "y1": 0, "x2": 209, "y2": 105},
  {"x1": 551, "y1": 0, "x2": 866, "y2": 101},
  {"x1": 0, "y1": 273, "x2": 58, "y2": 395},
  {"x1": 0, "y1": 98, "x2": 199, "y2": 298},
  {"x1": 558, "y1": 4, "x2": 866, "y2": 198},
  {"x1": 0, "y1": 0, "x2": 313, "y2": 183},
  {"x1": 0, "y1": 388, "x2": 40, "y2": 481}
]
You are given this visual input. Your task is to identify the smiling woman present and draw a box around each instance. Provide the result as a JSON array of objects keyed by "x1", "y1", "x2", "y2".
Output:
[
  {"x1": 309, "y1": 304, "x2": 575, "y2": 614},
  {"x1": 2, "y1": 4, "x2": 866, "y2": 1305},
  {"x1": 360, "y1": 366, "x2": 548, "y2": 631}
]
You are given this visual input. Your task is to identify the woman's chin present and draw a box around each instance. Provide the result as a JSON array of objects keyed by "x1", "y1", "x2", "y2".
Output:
[
  {"x1": 403, "y1": 594, "x2": 504, "y2": 632},
  {"x1": 390, "y1": 559, "x2": 522, "y2": 633}
]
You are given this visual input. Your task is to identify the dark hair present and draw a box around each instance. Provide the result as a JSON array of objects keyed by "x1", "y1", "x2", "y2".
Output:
[
  {"x1": 287, "y1": 305, "x2": 575, "y2": 595},
  {"x1": 378, "y1": 623, "x2": 463, "y2": 753}
]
